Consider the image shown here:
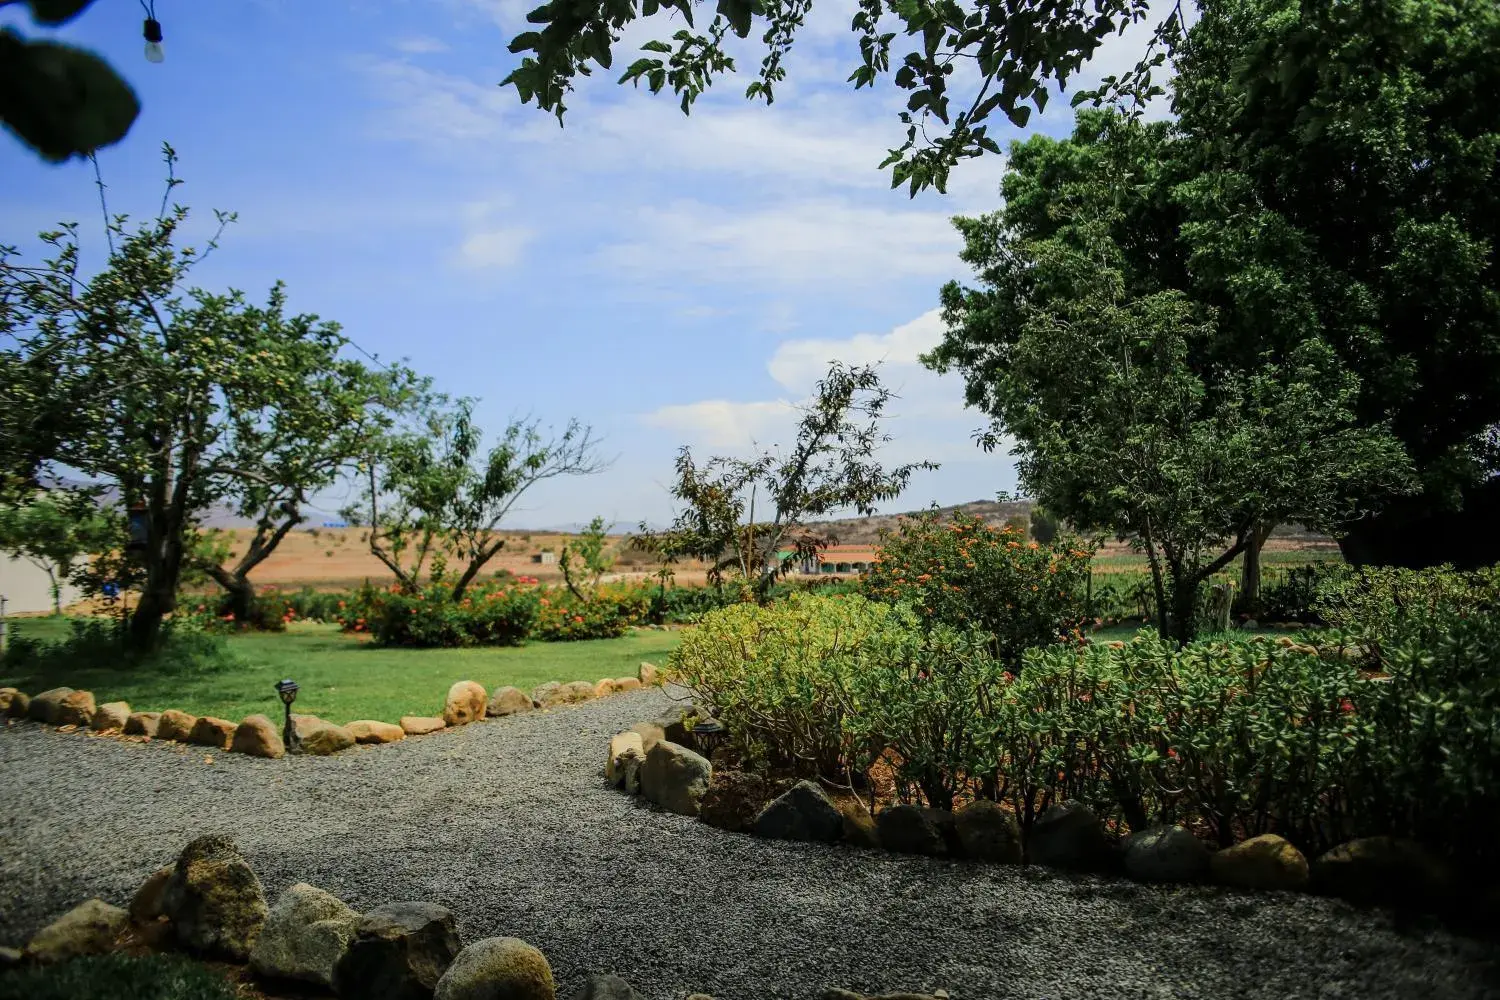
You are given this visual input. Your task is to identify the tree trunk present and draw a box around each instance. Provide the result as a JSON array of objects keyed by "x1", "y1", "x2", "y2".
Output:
[
  {"x1": 1240, "y1": 521, "x2": 1273, "y2": 617},
  {"x1": 1168, "y1": 568, "x2": 1198, "y2": 647},
  {"x1": 127, "y1": 581, "x2": 174, "y2": 651}
]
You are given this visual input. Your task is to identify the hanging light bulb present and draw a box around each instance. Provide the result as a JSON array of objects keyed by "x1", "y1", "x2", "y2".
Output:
[{"x1": 143, "y1": 17, "x2": 164, "y2": 63}]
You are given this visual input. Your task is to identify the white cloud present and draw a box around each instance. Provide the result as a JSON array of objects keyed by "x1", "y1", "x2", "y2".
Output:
[
  {"x1": 394, "y1": 35, "x2": 451, "y2": 54},
  {"x1": 593, "y1": 198, "x2": 960, "y2": 291},
  {"x1": 456, "y1": 226, "x2": 534, "y2": 268},
  {"x1": 641, "y1": 399, "x2": 799, "y2": 450},
  {"x1": 639, "y1": 307, "x2": 990, "y2": 466}
]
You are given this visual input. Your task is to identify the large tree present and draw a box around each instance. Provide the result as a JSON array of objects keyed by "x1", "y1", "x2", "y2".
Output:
[
  {"x1": 0, "y1": 148, "x2": 418, "y2": 650},
  {"x1": 348, "y1": 400, "x2": 609, "y2": 600},
  {"x1": 930, "y1": 0, "x2": 1500, "y2": 575},
  {"x1": 636, "y1": 361, "x2": 937, "y2": 603},
  {"x1": 1168, "y1": 0, "x2": 1500, "y2": 569},
  {"x1": 931, "y1": 218, "x2": 1413, "y2": 643}
]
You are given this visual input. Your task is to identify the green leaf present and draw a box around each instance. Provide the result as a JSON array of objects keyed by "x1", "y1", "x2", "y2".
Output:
[
  {"x1": 0, "y1": 31, "x2": 140, "y2": 162},
  {"x1": 641, "y1": 39, "x2": 674, "y2": 53},
  {"x1": 1004, "y1": 104, "x2": 1030, "y2": 128},
  {"x1": 19, "y1": 0, "x2": 96, "y2": 25},
  {"x1": 507, "y1": 30, "x2": 544, "y2": 53}
]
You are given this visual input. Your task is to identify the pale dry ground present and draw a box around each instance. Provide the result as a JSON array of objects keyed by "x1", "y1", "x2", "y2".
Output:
[{"x1": 27, "y1": 528, "x2": 1337, "y2": 618}]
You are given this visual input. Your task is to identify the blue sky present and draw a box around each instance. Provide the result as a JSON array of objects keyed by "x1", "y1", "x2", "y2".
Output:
[{"x1": 2, "y1": 0, "x2": 1161, "y2": 529}]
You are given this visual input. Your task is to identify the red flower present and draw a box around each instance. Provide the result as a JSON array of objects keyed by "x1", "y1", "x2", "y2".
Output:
[
  {"x1": 1167, "y1": 748, "x2": 1179, "y2": 759},
  {"x1": 1339, "y1": 697, "x2": 1355, "y2": 714}
]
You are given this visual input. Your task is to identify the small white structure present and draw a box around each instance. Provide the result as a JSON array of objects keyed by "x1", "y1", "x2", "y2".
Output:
[
  {"x1": 0, "y1": 553, "x2": 83, "y2": 614},
  {"x1": 531, "y1": 551, "x2": 557, "y2": 565}
]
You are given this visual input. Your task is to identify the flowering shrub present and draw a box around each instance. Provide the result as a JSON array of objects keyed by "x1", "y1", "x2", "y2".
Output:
[
  {"x1": 861, "y1": 510, "x2": 1092, "y2": 667},
  {"x1": 340, "y1": 580, "x2": 540, "y2": 647},
  {"x1": 531, "y1": 588, "x2": 629, "y2": 641}
]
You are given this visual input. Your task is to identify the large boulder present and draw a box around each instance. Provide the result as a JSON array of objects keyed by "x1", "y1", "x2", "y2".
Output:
[
  {"x1": 444, "y1": 681, "x2": 488, "y2": 727},
  {"x1": 250, "y1": 882, "x2": 361, "y2": 989},
  {"x1": 348, "y1": 720, "x2": 405, "y2": 744},
  {"x1": 638, "y1": 662, "x2": 662, "y2": 686},
  {"x1": 125, "y1": 711, "x2": 162, "y2": 737},
  {"x1": 559, "y1": 680, "x2": 596, "y2": 704},
  {"x1": 698, "y1": 771, "x2": 771, "y2": 833},
  {"x1": 627, "y1": 722, "x2": 666, "y2": 754},
  {"x1": 130, "y1": 866, "x2": 174, "y2": 923},
  {"x1": 1310, "y1": 836, "x2": 1452, "y2": 910},
  {"x1": 156, "y1": 709, "x2": 198, "y2": 743},
  {"x1": 0, "y1": 687, "x2": 17, "y2": 714},
  {"x1": 301, "y1": 721, "x2": 356, "y2": 756},
  {"x1": 530, "y1": 682, "x2": 567, "y2": 709},
  {"x1": 28, "y1": 686, "x2": 74, "y2": 724},
  {"x1": 231, "y1": 715, "x2": 284, "y2": 759},
  {"x1": 90, "y1": 701, "x2": 131, "y2": 732},
  {"x1": 487, "y1": 686, "x2": 533, "y2": 717},
  {"x1": 876, "y1": 805, "x2": 957, "y2": 857},
  {"x1": 752, "y1": 780, "x2": 843, "y2": 843},
  {"x1": 55, "y1": 689, "x2": 97, "y2": 727},
  {"x1": 594, "y1": 678, "x2": 621, "y2": 699},
  {"x1": 161, "y1": 834, "x2": 269, "y2": 960},
  {"x1": 1026, "y1": 800, "x2": 1117, "y2": 872},
  {"x1": 291, "y1": 713, "x2": 329, "y2": 740},
  {"x1": 434, "y1": 936, "x2": 555, "y2": 1000},
  {"x1": 1122, "y1": 825, "x2": 1210, "y2": 883},
  {"x1": 639, "y1": 741, "x2": 712, "y2": 817},
  {"x1": 567, "y1": 972, "x2": 645, "y2": 1000},
  {"x1": 613, "y1": 677, "x2": 643, "y2": 693},
  {"x1": 401, "y1": 716, "x2": 447, "y2": 736},
  {"x1": 607, "y1": 732, "x2": 645, "y2": 786},
  {"x1": 1209, "y1": 834, "x2": 1309, "y2": 891},
  {"x1": 188, "y1": 716, "x2": 236, "y2": 749},
  {"x1": 954, "y1": 799, "x2": 1022, "y2": 864},
  {"x1": 334, "y1": 902, "x2": 462, "y2": 1000},
  {"x1": 23, "y1": 899, "x2": 128, "y2": 963},
  {"x1": 5, "y1": 690, "x2": 30, "y2": 718}
]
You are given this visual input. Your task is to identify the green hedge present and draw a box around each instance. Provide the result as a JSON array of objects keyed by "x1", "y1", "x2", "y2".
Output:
[{"x1": 669, "y1": 574, "x2": 1499, "y2": 877}]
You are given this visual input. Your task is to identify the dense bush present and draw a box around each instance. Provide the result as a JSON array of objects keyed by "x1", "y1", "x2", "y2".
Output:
[
  {"x1": 667, "y1": 592, "x2": 900, "y2": 779},
  {"x1": 0, "y1": 953, "x2": 239, "y2": 1000},
  {"x1": 672, "y1": 587, "x2": 1500, "y2": 876},
  {"x1": 0, "y1": 617, "x2": 243, "y2": 675},
  {"x1": 1241, "y1": 562, "x2": 1355, "y2": 624},
  {"x1": 861, "y1": 510, "x2": 1091, "y2": 666},
  {"x1": 342, "y1": 580, "x2": 541, "y2": 648},
  {"x1": 1316, "y1": 564, "x2": 1500, "y2": 654}
]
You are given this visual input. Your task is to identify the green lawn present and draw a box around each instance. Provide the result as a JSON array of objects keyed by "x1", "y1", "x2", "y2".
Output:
[{"x1": 0, "y1": 618, "x2": 681, "y2": 726}]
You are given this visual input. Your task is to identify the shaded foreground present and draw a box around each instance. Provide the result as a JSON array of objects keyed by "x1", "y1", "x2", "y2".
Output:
[{"x1": 0, "y1": 686, "x2": 1495, "y2": 1000}]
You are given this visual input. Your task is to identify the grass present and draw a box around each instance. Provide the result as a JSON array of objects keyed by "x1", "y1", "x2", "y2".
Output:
[
  {"x1": 0, "y1": 618, "x2": 681, "y2": 726},
  {"x1": 0, "y1": 954, "x2": 240, "y2": 1000}
]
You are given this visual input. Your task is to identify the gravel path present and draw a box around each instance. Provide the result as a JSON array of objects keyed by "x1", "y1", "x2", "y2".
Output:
[{"x1": 1, "y1": 686, "x2": 1497, "y2": 1000}]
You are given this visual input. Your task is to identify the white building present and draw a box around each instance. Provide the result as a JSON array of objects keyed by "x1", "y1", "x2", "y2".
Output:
[{"x1": 0, "y1": 553, "x2": 83, "y2": 614}]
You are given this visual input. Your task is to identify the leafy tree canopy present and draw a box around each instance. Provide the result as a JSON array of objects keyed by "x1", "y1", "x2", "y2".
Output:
[
  {"x1": 501, "y1": 0, "x2": 1189, "y2": 195},
  {"x1": 929, "y1": 0, "x2": 1500, "y2": 577}
]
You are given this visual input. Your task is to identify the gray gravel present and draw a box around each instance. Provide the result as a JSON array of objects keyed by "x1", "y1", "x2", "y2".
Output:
[{"x1": 2, "y1": 684, "x2": 1497, "y2": 1000}]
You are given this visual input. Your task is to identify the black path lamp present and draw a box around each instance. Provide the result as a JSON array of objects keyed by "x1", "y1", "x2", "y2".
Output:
[
  {"x1": 275, "y1": 679, "x2": 300, "y2": 753},
  {"x1": 691, "y1": 718, "x2": 726, "y2": 759}
]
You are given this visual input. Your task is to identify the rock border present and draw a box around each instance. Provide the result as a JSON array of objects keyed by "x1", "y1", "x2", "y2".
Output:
[
  {"x1": 605, "y1": 715, "x2": 1491, "y2": 924},
  {"x1": 0, "y1": 661, "x2": 668, "y2": 761},
  {"x1": 2, "y1": 832, "x2": 942, "y2": 1000}
]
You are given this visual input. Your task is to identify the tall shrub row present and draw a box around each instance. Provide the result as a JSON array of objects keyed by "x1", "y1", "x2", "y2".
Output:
[{"x1": 668, "y1": 582, "x2": 1500, "y2": 877}]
